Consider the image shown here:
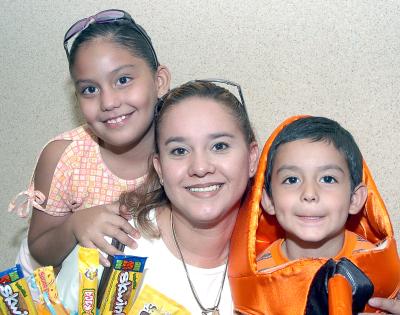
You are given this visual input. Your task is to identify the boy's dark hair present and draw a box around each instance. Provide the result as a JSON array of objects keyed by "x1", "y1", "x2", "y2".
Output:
[{"x1": 265, "y1": 116, "x2": 363, "y2": 196}]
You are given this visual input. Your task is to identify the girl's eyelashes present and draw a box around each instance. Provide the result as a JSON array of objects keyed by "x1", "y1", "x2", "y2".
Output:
[
  {"x1": 116, "y1": 76, "x2": 132, "y2": 86},
  {"x1": 81, "y1": 85, "x2": 99, "y2": 96}
]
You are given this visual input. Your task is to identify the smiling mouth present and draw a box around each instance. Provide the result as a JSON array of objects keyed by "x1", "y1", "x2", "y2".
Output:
[
  {"x1": 297, "y1": 216, "x2": 324, "y2": 221},
  {"x1": 105, "y1": 112, "x2": 133, "y2": 125},
  {"x1": 186, "y1": 184, "x2": 222, "y2": 193}
]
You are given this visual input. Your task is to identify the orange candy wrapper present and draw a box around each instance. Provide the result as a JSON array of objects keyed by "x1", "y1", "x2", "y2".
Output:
[
  {"x1": 0, "y1": 264, "x2": 37, "y2": 314},
  {"x1": 99, "y1": 255, "x2": 147, "y2": 314},
  {"x1": 33, "y1": 265, "x2": 69, "y2": 314},
  {"x1": 78, "y1": 246, "x2": 99, "y2": 315}
]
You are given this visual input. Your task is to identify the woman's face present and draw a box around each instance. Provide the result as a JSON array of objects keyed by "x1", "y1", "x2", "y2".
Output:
[{"x1": 153, "y1": 97, "x2": 258, "y2": 228}]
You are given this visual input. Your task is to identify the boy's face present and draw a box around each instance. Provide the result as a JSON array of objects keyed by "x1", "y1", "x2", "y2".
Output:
[{"x1": 262, "y1": 139, "x2": 366, "y2": 247}]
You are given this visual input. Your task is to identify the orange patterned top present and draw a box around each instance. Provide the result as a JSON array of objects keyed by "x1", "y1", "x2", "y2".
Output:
[{"x1": 9, "y1": 125, "x2": 145, "y2": 217}]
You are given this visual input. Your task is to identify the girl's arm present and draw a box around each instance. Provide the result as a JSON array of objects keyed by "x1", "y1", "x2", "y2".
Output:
[{"x1": 27, "y1": 140, "x2": 138, "y2": 267}]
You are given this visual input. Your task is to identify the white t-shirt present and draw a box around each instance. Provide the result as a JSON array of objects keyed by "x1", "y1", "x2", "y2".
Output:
[{"x1": 56, "y1": 221, "x2": 233, "y2": 314}]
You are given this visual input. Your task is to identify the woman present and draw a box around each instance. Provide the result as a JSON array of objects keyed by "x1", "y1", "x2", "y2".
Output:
[{"x1": 57, "y1": 79, "x2": 258, "y2": 313}]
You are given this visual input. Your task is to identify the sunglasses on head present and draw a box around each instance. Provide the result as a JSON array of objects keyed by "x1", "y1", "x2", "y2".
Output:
[
  {"x1": 63, "y1": 9, "x2": 159, "y2": 67},
  {"x1": 155, "y1": 79, "x2": 248, "y2": 117}
]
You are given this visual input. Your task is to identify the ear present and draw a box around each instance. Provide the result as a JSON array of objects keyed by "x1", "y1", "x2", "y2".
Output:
[
  {"x1": 248, "y1": 141, "x2": 259, "y2": 177},
  {"x1": 155, "y1": 65, "x2": 171, "y2": 98},
  {"x1": 261, "y1": 188, "x2": 276, "y2": 215},
  {"x1": 348, "y1": 183, "x2": 368, "y2": 215},
  {"x1": 153, "y1": 153, "x2": 163, "y2": 182}
]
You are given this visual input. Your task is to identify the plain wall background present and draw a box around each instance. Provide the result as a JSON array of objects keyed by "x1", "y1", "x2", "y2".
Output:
[{"x1": 1, "y1": 0, "x2": 399, "y2": 270}]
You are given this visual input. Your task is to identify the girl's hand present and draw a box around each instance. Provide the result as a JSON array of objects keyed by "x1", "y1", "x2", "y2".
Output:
[
  {"x1": 359, "y1": 297, "x2": 400, "y2": 314},
  {"x1": 69, "y1": 203, "x2": 140, "y2": 266}
]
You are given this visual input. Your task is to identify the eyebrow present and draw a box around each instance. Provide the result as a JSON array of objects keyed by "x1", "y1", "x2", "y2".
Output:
[
  {"x1": 164, "y1": 132, "x2": 235, "y2": 146},
  {"x1": 111, "y1": 64, "x2": 136, "y2": 74},
  {"x1": 276, "y1": 164, "x2": 345, "y2": 174},
  {"x1": 74, "y1": 64, "x2": 136, "y2": 85}
]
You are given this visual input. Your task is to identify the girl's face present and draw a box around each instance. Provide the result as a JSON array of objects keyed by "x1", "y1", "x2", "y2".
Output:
[
  {"x1": 72, "y1": 38, "x2": 169, "y2": 151},
  {"x1": 153, "y1": 97, "x2": 258, "y2": 228}
]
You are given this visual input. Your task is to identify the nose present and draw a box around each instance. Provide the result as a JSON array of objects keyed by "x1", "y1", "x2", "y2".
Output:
[
  {"x1": 301, "y1": 181, "x2": 319, "y2": 202},
  {"x1": 100, "y1": 88, "x2": 121, "y2": 111},
  {"x1": 188, "y1": 151, "x2": 216, "y2": 177}
]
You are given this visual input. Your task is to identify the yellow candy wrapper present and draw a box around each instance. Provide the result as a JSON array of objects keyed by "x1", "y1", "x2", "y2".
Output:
[
  {"x1": 99, "y1": 255, "x2": 147, "y2": 314},
  {"x1": 0, "y1": 264, "x2": 37, "y2": 314},
  {"x1": 33, "y1": 266, "x2": 69, "y2": 315},
  {"x1": 78, "y1": 246, "x2": 99, "y2": 315},
  {"x1": 130, "y1": 285, "x2": 190, "y2": 315},
  {"x1": 26, "y1": 273, "x2": 53, "y2": 315}
]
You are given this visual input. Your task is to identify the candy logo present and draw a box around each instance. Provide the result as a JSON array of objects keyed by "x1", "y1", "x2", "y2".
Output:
[
  {"x1": 113, "y1": 271, "x2": 131, "y2": 314},
  {"x1": 84, "y1": 268, "x2": 98, "y2": 281},
  {"x1": 38, "y1": 270, "x2": 49, "y2": 291},
  {"x1": 0, "y1": 284, "x2": 28, "y2": 315},
  {"x1": 82, "y1": 289, "x2": 95, "y2": 314}
]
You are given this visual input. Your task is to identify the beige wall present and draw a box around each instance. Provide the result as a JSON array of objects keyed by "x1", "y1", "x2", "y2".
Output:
[{"x1": 1, "y1": 0, "x2": 399, "y2": 269}]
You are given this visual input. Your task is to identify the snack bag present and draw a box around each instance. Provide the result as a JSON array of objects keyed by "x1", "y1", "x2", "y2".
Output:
[
  {"x1": 0, "y1": 264, "x2": 37, "y2": 314},
  {"x1": 130, "y1": 285, "x2": 190, "y2": 315},
  {"x1": 99, "y1": 255, "x2": 147, "y2": 314},
  {"x1": 26, "y1": 273, "x2": 53, "y2": 315},
  {"x1": 33, "y1": 266, "x2": 69, "y2": 314},
  {"x1": 77, "y1": 246, "x2": 99, "y2": 315}
]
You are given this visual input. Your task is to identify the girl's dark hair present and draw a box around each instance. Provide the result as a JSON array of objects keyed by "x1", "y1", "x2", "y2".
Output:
[
  {"x1": 121, "y1": 81, "x2": 256, "y2": 238},
  {"x1": 68, "y1": 20, "x2": 158, "y2": 74},
  {"x1": 265, "y1": 116, "x2": 363, "y2": 197}
]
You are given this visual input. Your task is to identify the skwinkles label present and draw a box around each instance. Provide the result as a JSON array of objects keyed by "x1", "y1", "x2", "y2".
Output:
[
  {"x1": 0, "y1": 265, "x2": 37, "y2": 315},
  {"x1": 99, "y1": 255, "x2": 147, "y2": 315}
]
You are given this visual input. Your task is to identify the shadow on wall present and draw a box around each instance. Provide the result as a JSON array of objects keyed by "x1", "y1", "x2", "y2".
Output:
[
  {"x1": 11, "y1": 226, "x2": 28, "y2": 247},
  {"x1": 66, "y1": 78, "x2": 86, "y2": 126}
]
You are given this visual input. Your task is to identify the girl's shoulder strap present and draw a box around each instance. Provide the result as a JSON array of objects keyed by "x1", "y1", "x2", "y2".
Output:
[
  {"x1": 8, "y1": 125, "x2": 93, "y2": 218},
  {"x1": 52, "y1": 125, "x2": 96, "y2": 143}
]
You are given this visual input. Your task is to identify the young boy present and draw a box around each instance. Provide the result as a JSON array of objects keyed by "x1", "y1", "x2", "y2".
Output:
[
  {"x1": 257, "y1": 116, "x2": 375, "y2": 271},
  {"x1": 229, "y1": 115, "x2": 400, "y2": 314}
]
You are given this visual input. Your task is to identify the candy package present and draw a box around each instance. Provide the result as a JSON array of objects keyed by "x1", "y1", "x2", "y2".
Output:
[
  {"x1": 99, "y1": 255, "x2": 147, "y2": 314},
  {"x1": 130, "y1": 285, "x2": 190, "y2": 315},
  {"x1": 0, "y1": 264, "x2": 37, "y2": 314},
  {"x1": 33, "y1": 265, "x2": 69, "y2": 314},
  {"x1": 78, "y1": 246, "x2": 99, "y2": 315}
]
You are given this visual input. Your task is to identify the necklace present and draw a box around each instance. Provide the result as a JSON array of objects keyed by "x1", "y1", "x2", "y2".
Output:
[{"x1": 170, "y1": 210, "x2": 228, "y2": 315}]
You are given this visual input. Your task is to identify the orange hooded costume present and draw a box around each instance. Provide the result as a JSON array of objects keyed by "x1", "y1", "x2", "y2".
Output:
[{"x1": 229, "y1": 116, "x2": 400, "y2": 314}]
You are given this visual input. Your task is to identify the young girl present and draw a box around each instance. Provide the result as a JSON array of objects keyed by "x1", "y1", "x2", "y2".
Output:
[
  {"x1": 9, "y1": 9, "x2": 171, "y2": 274},
  {"x1": 56, "y1": 80, "x2": 259, "y2": 313}
]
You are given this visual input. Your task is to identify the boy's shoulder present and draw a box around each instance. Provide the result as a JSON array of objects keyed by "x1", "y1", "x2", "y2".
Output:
[
  {"x1": 256, "y1": 238, "x2": 287, "y2": 271},
  {"x1": 345, "y1": 230, "x2": 376, "y2": 255}
]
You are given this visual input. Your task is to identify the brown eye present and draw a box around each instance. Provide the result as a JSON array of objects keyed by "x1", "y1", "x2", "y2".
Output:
[
  {"x1": 82, "y1": 86, "x2": 98, "y2": 95},
  {"x1": 283, "y1": 177, "x2": 299, "y2": 185},
  {"x1": 117, "y1": 76, "x2": 132, "y2": 86},
  {"x1": 171, "y1": 147, "x2": 187, "y2": 156},
  {"x1": 212, "y1": 142, "x2": 229, "y2": 151},
  {"x1": 321, "y1": 176, "x2": 337, "y2": 184}
]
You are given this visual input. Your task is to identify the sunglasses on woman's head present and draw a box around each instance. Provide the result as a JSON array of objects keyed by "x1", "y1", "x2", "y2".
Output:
[
  {"x1": 154, "y1": 79, "x2": 248, "y2": 117},
  {"x1": 63, "y1": 9, "x2": 159, "y2": 67}
]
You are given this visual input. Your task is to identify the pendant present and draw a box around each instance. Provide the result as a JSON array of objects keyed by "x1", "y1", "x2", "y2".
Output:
[{"x1": 202, "y1": 309, "x2": 219, "y2": 315}]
